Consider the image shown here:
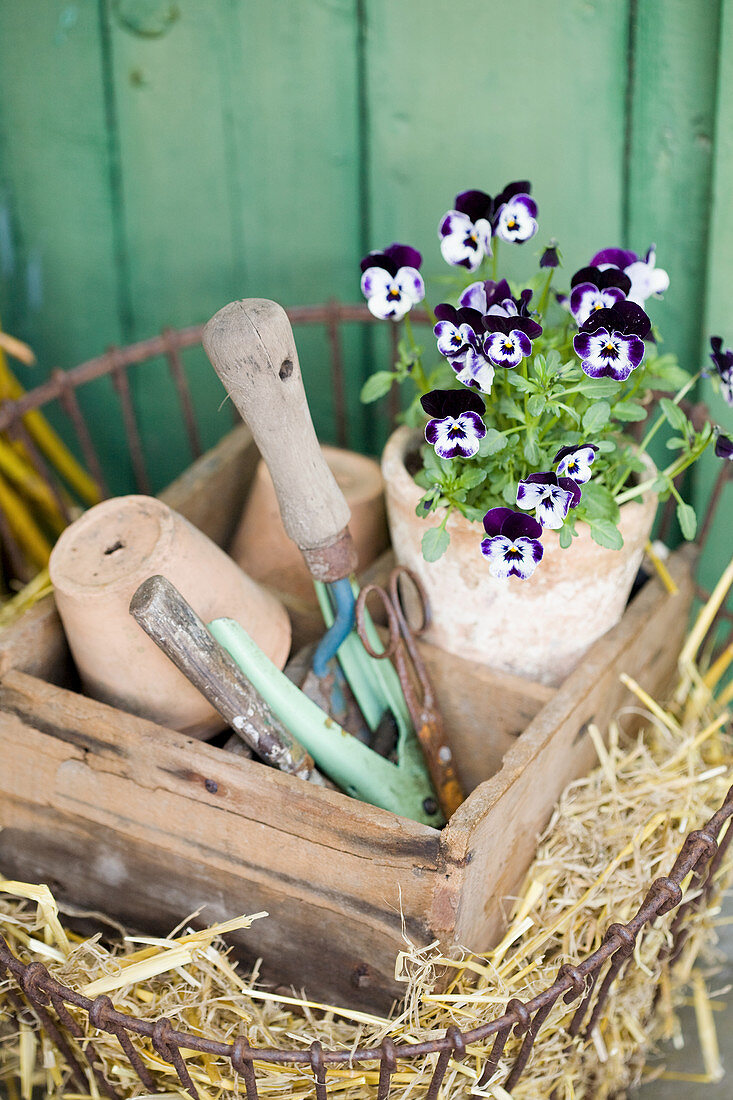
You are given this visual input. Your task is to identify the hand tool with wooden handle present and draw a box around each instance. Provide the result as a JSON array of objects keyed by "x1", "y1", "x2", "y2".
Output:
[
  {"x1": 129, "y1": 574, "x2": 327, "y2": 785},
  {"x1": 203, "y1": 298, "x2": 357, "y2": 677},
  {"x1": 203, "y1": 299, "x2": 446, "y2": 825}
]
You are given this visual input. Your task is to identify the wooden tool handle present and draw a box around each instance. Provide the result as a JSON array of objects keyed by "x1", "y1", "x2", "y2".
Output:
[
  {"x1": 203, "y1": 298, "x2": 357, "y2": 583},
  {"x1": 129, "y1": 574, "x2": 316, "y2": 780}
]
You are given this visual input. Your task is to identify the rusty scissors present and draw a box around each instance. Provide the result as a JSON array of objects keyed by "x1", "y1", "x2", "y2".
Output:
[{"x1": 355, "y1": 565, "x2": 464, "y2": 819}]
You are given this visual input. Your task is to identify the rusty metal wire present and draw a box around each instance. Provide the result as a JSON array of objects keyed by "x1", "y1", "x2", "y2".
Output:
[{"x1": 1, "y1": 786, "x2": 731, "y2": 1099}]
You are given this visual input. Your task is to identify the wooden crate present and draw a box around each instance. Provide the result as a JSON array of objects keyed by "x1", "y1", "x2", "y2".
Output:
[{"x1": 0, "y1": 426, "x2": 695, "y2": 1011}]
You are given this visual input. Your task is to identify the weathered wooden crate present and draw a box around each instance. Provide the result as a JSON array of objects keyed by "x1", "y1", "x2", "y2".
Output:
[{"x1": 0, "y1": 424, "x2": 695, "y2": 1012}]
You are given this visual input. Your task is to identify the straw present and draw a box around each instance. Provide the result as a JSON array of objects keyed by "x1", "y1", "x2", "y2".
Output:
[{"x1": 1, "y1": 599, "x2": 732, "y2": 1098}]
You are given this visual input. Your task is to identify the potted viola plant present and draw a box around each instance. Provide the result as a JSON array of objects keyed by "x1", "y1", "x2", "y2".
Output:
[{"x1": 359, "y1": 181, "x2": 730, "y2": 685}]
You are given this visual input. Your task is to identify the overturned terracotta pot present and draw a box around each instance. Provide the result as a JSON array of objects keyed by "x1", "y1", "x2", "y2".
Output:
[
  {"x1": 49, "y1": 495, "x2": 291, "y2": 737},
  {"x1": 382, "y1": 426, "x2": 658, "y2": 687},
  {"x1": 231, "y1": 445, "x2": 388, "y2": 605}
]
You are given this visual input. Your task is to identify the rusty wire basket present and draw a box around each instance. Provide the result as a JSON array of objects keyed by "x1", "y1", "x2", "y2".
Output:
[{"x1": 1, "y1": 304, "x2": 732, "y2": 1098}]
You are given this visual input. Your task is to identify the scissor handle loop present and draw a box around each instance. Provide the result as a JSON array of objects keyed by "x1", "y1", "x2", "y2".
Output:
[
  {"x1": 388, "y1": 566, "x2": 430, "y2": 638},
  {"x1": 355, "y1": 583, "x2": 401, "y2": 660}
]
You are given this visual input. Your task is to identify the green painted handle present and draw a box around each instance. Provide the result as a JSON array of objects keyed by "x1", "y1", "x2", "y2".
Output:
[{"x1": 208, "y1": 616, "x2": 443, "y2": 828}]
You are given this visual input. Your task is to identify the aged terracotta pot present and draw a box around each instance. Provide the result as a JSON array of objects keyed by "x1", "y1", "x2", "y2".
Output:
[
  {"x1": 382, "y1": 426, "x2": 658, "y2": 686},
  {"x1": 50, "y1": 495, "x2": 291, "y2": 737},
  {"x1": 231, "y1": 445, "x2": 389, "y2": 604}
]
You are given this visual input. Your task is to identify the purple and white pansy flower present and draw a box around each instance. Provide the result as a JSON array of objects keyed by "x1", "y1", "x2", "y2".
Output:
[
  {"x1": 709, "y1": 337, "x2": 733, "y2": 407},
  {"x1": 568, "y1": 265, "x2": 631, "y2": 326},
  {"x1": 438, "y1": 190, "x2": 493, "y2": 271},
  {"x1": 433, "y1": 304, "x2": 484, "y2": 361},
  {"x1": 421, "y1": 389, "x2": 487, "y2": 460},
  {"x1": 481, "y1": 508, "x2": 544, "y2": 580},
  {"x1": 483, "y1": 313, "x2": 542, "y2": 369},
  {"x1": 553, "y1": 443, "x2": 598, "y2": 485},
  {"x1": 573, "y1": 302, "x2": 651, "y2": 382},
  {"x1": 433, "y1": 304, "x2": 495, "y2": 393},
  {"x1": 492, "y1": 181, "x2": 538, "y2": 244},
  {"x1": 516, "y1": 472, "x2": 581, "y2": 530},
  {"x1": 715, "y1": 432, "x2": 733, "y2": 461},
  {"x1": 360, "y1": 243, "x2": 424, "y2": 321},
  {"x1": 590, "y1": 245, "x2": 669, "y2": 307}
]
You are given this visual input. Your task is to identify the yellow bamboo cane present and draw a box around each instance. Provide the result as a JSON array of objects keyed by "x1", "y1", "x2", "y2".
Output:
[
  {"x1": 0, "y1": 470, "x2": 53, "y2": 571},
  {"x1": 0, "y1": 320, "x2": 101, "y2": 506},
  {"x1": 0, "y1": 436, "x2": 67, "y2": 534}
]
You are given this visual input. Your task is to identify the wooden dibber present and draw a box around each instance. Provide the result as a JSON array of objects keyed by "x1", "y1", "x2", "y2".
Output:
[
  {"x1": 130, "y1": 574, "x2": 325, "y2": 785},
  {"x1": 203, "y1": 299, "x2": 358, "y2": 585}
]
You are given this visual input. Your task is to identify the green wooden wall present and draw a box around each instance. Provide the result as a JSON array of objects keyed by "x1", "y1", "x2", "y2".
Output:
[{"x1": 0, "y1": 0, "x2": 731, "y2": 575}]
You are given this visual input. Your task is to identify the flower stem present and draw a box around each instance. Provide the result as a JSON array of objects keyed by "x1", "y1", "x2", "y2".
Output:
[
  {"x1": 403, "y1": 313, "x2": 430, "y2": 393},
  {"x1": 490, "y1": 238, "x2": 499, "y2": 281},
  {"x1": 536, "y1": 266, "x2": 555, "y2": 318},
  {"x1": 610, "y1": 370, "x2": 701, "y2": 496}
]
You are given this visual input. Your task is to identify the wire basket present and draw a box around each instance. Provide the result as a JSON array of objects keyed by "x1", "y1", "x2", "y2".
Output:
[{"x1": 1, "y1": 304, "x2": 732, "y2": 1098}]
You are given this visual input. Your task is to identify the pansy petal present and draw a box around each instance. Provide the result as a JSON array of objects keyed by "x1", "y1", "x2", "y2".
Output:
[
  {"x1": 434, "y1": 320, "x2": 463, "y2": 357},
  {"x1": 624, "y1": 258, "x2": 670, "y2": 305},
  {"x1": 421, "y1": 388, "x2": 485, "y2": 419},
  {"x1": 481, "y1": 535, "x2": 516, "y2": 579},
  {"x1": 510, "y1": 537, "x2": 544, "y2": 578},
  {"x1": 453, "y1": 349, "x2": 495, "y2": 394},
  {"x1": 459, "y1": 281, "x2": 488, "y2": 311},
  {"x1": 360, "y1": 266, "x2": 392, "y2": 300},
  {"x1": 590, "y1": 247, "x2": 638, "y2": 269},
  {"x1": 483, "y1": 507, "x2": 516, "y2": 537},
  {"x1": 516, "y1": 481, "x2": 547, "y2": 511},
  {"x1": 385, "y1": 243, "x2": 422, "y2": 271},
  {"x1": 394, "y1": 266, "x2": 425, "y2": 306}
]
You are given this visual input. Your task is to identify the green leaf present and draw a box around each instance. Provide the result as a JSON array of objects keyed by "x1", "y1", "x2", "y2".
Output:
[
  {"x1": 478, "y1": 429, "x2": 507, "y2": 456},
  {"x1": 596, "y1": 439, "x2": 617, "y2": 453},
  {"x1": 579, "y1": 481, "x2": 619, "y2": 521},
  {"x1": 665, "y1": 436, "x2": 686, "y2": 451},
  {"x1": 659, "y1": 398, "x2": 689, "y2": 433},
  {"x1": 613, "y1": 400, "x2": 647, "y2": 422},
  {"x1": 360, "y1": 371, "x2": 395, "y2": 403},
  {"x1": 459, "y1": 467, "x2": 488, "y2": 490},
  {"x1": 502, "y1": 481, "x2": 517, "y2": 505},
  {"x1": 575, "y1": 378, "x2": 622, "y2": 398},
  {"x1": 676, "y1": 501, "x2": 697, "y2": 541},
  {"x1": 422, "y1": 525, "x2": 451, "y2": 563},
  {"x1": 523, "y1": 436, "x2": 541, "y2": 465},
  {"x1": 558, "y1": 525, "x2": 573, "y2": 549},
  {"x1": 527, "y1": 394, "x2": 545, "y2": 417},
  {"x1": 589, "y1": 519, "x2": 624, "y2": 550},
  {"x1": 582, "y1": 400, "x2": 611, "y2": 433},
  {"x1": 507, "y1": 372, "x2": 535, "y2": 393},
  {"x1": 499, "y1": 395, "x2": 523, "y2": 420}
]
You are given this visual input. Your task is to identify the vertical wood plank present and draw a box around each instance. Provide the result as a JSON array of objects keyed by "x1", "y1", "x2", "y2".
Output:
[
  {"x1": 105, "y1": 0, "x2": 364, "y2": 487},
  {"x1": 697, "y1": 0, "x2": 733, "y2": 600},
  {"x1": 0, "y1": 1, "x2": 135, "y2": 491},
  {"x1": 626, "y1": 1, "x2": 721, "y2": 390},
  {"x1": 362, "y1": 0, "x2": 631, "y2": 446}
]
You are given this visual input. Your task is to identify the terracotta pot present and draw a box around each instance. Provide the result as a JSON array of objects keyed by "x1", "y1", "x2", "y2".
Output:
[
  {"x1": 231, "y1": 445, "x2": 389, "y2": 605},
  {"x1": 49, "y1": 495, "x2": 291, "y2": 737},
  {"x1": 382, "y1": 426, "x2": 658, "y2": 687}
]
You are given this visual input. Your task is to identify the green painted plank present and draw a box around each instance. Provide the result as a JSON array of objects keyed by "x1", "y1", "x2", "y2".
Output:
[
  {"x1": 362, "y1": 0, "x2": 631, "y2": 446},
  {"x1": 105, "y1": 0, "x2": 364, "y2": 489},
  {"x1": 626, "y1": 0, "x2": 722, "y2": 545},
  {"x1": 627, "y1": 0, "x2": 720, "y2": 380},
  {"x1": 0, "y1": 1, "x2": 135, "y2": 493},
  {"x1": 697, "y1": 0, "x2": 733, "y2": 600}
]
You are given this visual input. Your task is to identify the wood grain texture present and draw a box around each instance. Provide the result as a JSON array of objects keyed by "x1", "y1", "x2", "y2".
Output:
[
  {"x1": 697, "y1": 0, "x2": 733, "y2": 600},
  {"x1": 0, "y1": 670, "x2": 441, "y2": 1010},
  {"x1": 437, "y1": 546, "x2": 696, "y2": 949},
  {"x1": 0, "y1": 1, "x2": 134, "y2": 493},
  {"x1": 203, "y1": 299, "x2": 353, "y2": 557}
]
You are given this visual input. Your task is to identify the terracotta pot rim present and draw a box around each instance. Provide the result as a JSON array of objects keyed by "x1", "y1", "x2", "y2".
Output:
[{"x1": 382, "y1": 425, "x2": 657, "y2": 537}]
